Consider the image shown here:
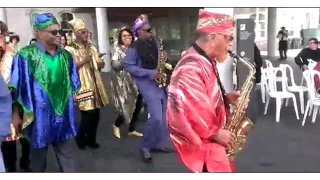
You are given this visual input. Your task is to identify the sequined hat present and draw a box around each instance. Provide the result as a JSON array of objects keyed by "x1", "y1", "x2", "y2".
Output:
[
  {"x1": 31, "y1": 12, "x2": 58, "y2": 31},
  {"x1": 196, "y1": 9, "x2": 234, "y2": 34},
  {"x1": 132, "y1": 14, "x2": 149, "y2": 33},
  {"x1": 68, "y1": 18, "x2": 86, "y2": 33}
]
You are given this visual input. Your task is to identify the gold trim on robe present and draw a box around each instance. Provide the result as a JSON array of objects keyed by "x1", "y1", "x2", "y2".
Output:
[{"x1": 65, "y1": 42, "x2": 109, "y2": 111}]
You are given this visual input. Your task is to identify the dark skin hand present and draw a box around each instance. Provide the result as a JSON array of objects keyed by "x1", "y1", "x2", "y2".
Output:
[
  {"x1": 11, "y1": 105, "x2": 22, "y2": 133},
  {"x1": 76, "y1": 55, "x2": 92, "y2": 69}
]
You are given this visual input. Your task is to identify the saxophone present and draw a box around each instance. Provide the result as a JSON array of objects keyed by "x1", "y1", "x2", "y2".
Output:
[
  {"x1": 223, "y1": 50, "x2": 255, "y2": 160},
  {"x1": 154, "y1": 37, "x2": 173, "y2": 88}
]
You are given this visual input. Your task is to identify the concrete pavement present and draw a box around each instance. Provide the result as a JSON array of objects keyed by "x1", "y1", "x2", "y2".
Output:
[{"x1": 16, "y1": 57, "x2": 320, "y2": 172}]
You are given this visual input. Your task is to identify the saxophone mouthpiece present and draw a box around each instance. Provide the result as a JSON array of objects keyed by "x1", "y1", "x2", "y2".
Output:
[{"x1": 228, "y1": 50, "x2": 240, "y2": 60}]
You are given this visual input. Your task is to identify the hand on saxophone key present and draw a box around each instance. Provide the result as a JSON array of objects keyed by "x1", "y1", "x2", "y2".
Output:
[{"x1": 211, "y1": 129, "x2": 236, "y2": 149}]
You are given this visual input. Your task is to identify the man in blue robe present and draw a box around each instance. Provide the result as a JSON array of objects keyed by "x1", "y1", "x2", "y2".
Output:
[
  {"x1": 9, "y1": 12, "x2": 80, "y2": 172},
  {"x1": 124, "y1": 14, "x2": 169, "y2": 163}
]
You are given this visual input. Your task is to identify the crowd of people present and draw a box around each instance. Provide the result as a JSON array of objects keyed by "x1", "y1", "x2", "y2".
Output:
[{"x1": 5, "y1": 8, "x2": 320, "y2": 173}]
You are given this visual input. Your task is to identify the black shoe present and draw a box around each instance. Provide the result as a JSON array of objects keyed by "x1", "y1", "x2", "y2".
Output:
[
  {"x1": 87, "y1": 143, "x2": 100, "y2": 149},
  {"x1": 140, "y1": 149, "x2": 152, "y2": 163},
  {"x1": 75, "y1": 137, "x2": 86, "y2": 150},
  {"x1": 21, "y1": 167, "x2": 32, "y2": 172},
  {"x1": 150, "y1": 148, "x2": 174, "y2": 153}
]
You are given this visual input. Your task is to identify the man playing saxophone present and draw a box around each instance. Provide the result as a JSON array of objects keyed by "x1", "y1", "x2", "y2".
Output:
[
  {"x1": 65, "y1": 18, "x2": 109, "y2": 150},
  {"x1": 167, "y1": 10, "x2": 250, "y2": 173},
  {"x1": 124, "y1": 14, "x2": 170, "y2": 163}
]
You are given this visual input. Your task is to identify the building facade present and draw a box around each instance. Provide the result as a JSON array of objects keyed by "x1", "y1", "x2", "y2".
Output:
[{"x1": 0, "y1": 8, "x2": 319, "y2": 71}]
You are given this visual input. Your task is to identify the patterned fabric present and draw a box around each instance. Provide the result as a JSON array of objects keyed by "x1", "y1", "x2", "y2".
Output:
[
  {"x1": 197, "y1": 9, "x2": 234, "y2": 34},
  {"x1": 167, "y1": 49, "x2": 232, "y2": 172},
  {"x1": 8, "y1": 42, "x2": 81, "y2": 149},
  {"x1": 68, "y1": 18, "x2": 86, "y2": 32},
  {"x1": 65, "y1": 42, "x2": 109, "y2": 111},
  {"x1": 31, "y1": 12, "x2": 58, "y2": 31},
  {"x1": 110, "y1": 46, "x2": 138, "y2": 123},
  {"x1": 132, "y1": 14, "x2": 149, "y2": 33}
]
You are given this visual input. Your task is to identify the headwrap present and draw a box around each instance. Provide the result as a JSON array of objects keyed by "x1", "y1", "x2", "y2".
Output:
[
  {"x1": 132, "y1": 14, "x2": 149, "y2": 33},
  {"x1": 196, "y1": 9, "x2": 234, "y2": 34},
  {"x1": 31, "y1": 12, "x2": 58, "y2": 31},
  {"x1": 68, "y1": 18, "x2": 86, "y2": 33}
]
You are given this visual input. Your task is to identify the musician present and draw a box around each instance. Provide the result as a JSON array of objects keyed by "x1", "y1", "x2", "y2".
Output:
[
  {"x1": 111, "y1": 27, "x2": 143, "y2": 138},
  {"x1": 167, "y1": 10, "x2": 247, "y2": 172},
  {"x1": 294, "y1": 38, "x2": 320, "y2": 71},
  {"x1": 9, "y1": 12, "x2": 81, "y2": 172},
  {"x1": 124, "y1": 14, "x2": 169, "y2": 163},
  {"x1": 65, "y1": 18, "x2": 109, "y2": 150}
]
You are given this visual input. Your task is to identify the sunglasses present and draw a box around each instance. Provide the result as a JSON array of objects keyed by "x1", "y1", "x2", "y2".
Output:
[
  {"x1": 43, "y1": 29, "x2": 64, "y2": 36},
  {"x1": 141, "y1": 28, "x2": 152, "y2": 33}
]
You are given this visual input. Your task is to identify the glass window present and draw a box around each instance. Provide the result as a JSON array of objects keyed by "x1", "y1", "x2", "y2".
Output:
[{"x1": 59, "y1": 11, "x2": 75, "y2": 30}]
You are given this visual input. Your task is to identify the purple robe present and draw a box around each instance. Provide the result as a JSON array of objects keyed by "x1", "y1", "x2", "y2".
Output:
[{"x1": 124, "y1": 47, "x2": 167, "y2": 150}]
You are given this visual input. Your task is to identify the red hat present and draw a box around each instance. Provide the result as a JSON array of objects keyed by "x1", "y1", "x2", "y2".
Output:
[{"x1": 196, "y1": 9, "x2": 234, "y2": 34}]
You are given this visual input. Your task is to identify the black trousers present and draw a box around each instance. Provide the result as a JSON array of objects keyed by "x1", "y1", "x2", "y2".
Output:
[
  {"x1": 1, "y1": 138, "x2": 30, "y2": 172},
  {"x1": 114, "y1": 93, "x2": 144, "y2": 132},
  {"x1": 279, "y1": 40, "x2": 288, "y2": 59},
  {"x1": 77, "y1": 108, "x2": 100, "y2": 146}
]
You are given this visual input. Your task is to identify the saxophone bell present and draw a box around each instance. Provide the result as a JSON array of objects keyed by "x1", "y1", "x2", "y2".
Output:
[{"x1": 224, "y1": 50, "x2": 255, "y2": 160}]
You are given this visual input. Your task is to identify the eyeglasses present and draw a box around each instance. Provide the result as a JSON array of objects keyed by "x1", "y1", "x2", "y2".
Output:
[
  {"x1": 43, "y1": 29, "x2": 64, "y2": 36},
  {"x1": 80, "y1": 30, "x2": 88, "y2": 34},
  {"x1": 224, "y1": 34, "x2": 234, "y2": 42},
  {"x1": 209, "y1": 33, "x2": 234, "y2": 42},
  {"x1": 141, "y1": 28, "x2": 152, "y2": 33}
]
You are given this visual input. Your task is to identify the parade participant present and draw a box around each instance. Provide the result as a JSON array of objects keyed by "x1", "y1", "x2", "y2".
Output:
[
  {"x1": 167, "y1": 10, "x2": 245, "y2": 172},
  {"x1": 66, "y1": 18, "x2": 108, "y2": 150},
  {"x1": 8, "y1": 12, "x2": 81, "y2": 172},
  {"x1": 124, "y1": 14, "x2": 169, "y2": 163},
  {"x1": 111, "y1": 27, "x2": 143, "y2": 138},
  {"x1": 0, "y1": 21, "x2": 14, "y2": 172},
  {"x1": 0, "y1": 22, "x2": 31, "y2": 172}
]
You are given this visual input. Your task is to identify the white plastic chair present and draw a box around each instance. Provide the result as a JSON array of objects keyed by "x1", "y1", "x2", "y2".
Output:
[
  {"x1": 300, "y1": 59, "x2": 317, "y2": 86},
  {"x1": 302, "y1": 70, "x2": 320, "y2": 126},
  {"x1": 264, "y1": 67, "x2": 300, "y2": 122},
  {"x1": 257, "y1": 68, "x2": 267, "y2": 103},
  {"x1": 265, "y1": 60, "x2": 285, "y2": 82},
  {"x1": 280, "y1": 64, "x2": 308, "y2": 114}
]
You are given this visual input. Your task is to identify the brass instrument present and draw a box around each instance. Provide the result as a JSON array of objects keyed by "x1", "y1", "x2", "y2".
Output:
[
  {"x1": 223, "y1": 50, "x2": 255, "y2": 160},
  {"x1": 154, "y1": 37, "x2": 173, "y2": 88}
]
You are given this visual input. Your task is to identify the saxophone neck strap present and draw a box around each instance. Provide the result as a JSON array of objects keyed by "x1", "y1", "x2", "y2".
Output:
[{"x1": 192, "y1": 43, "x2": 230, "y2": 110}]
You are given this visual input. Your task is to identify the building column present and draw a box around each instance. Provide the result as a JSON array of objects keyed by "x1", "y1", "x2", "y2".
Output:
[
  {"x1": 0, "y1": 8, "x2": 7, "y2": 24},
  {"x1": 267, "y1": 8, "x2": 277, "y2": 57},
  {"x1": 95, "y1": 8, "x2": 110, "y2": 72}
]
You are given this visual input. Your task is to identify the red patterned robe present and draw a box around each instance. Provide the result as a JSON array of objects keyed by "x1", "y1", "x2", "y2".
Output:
[{"x1": 167, "y1": 49, "x2": 234, "y2": 172}]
